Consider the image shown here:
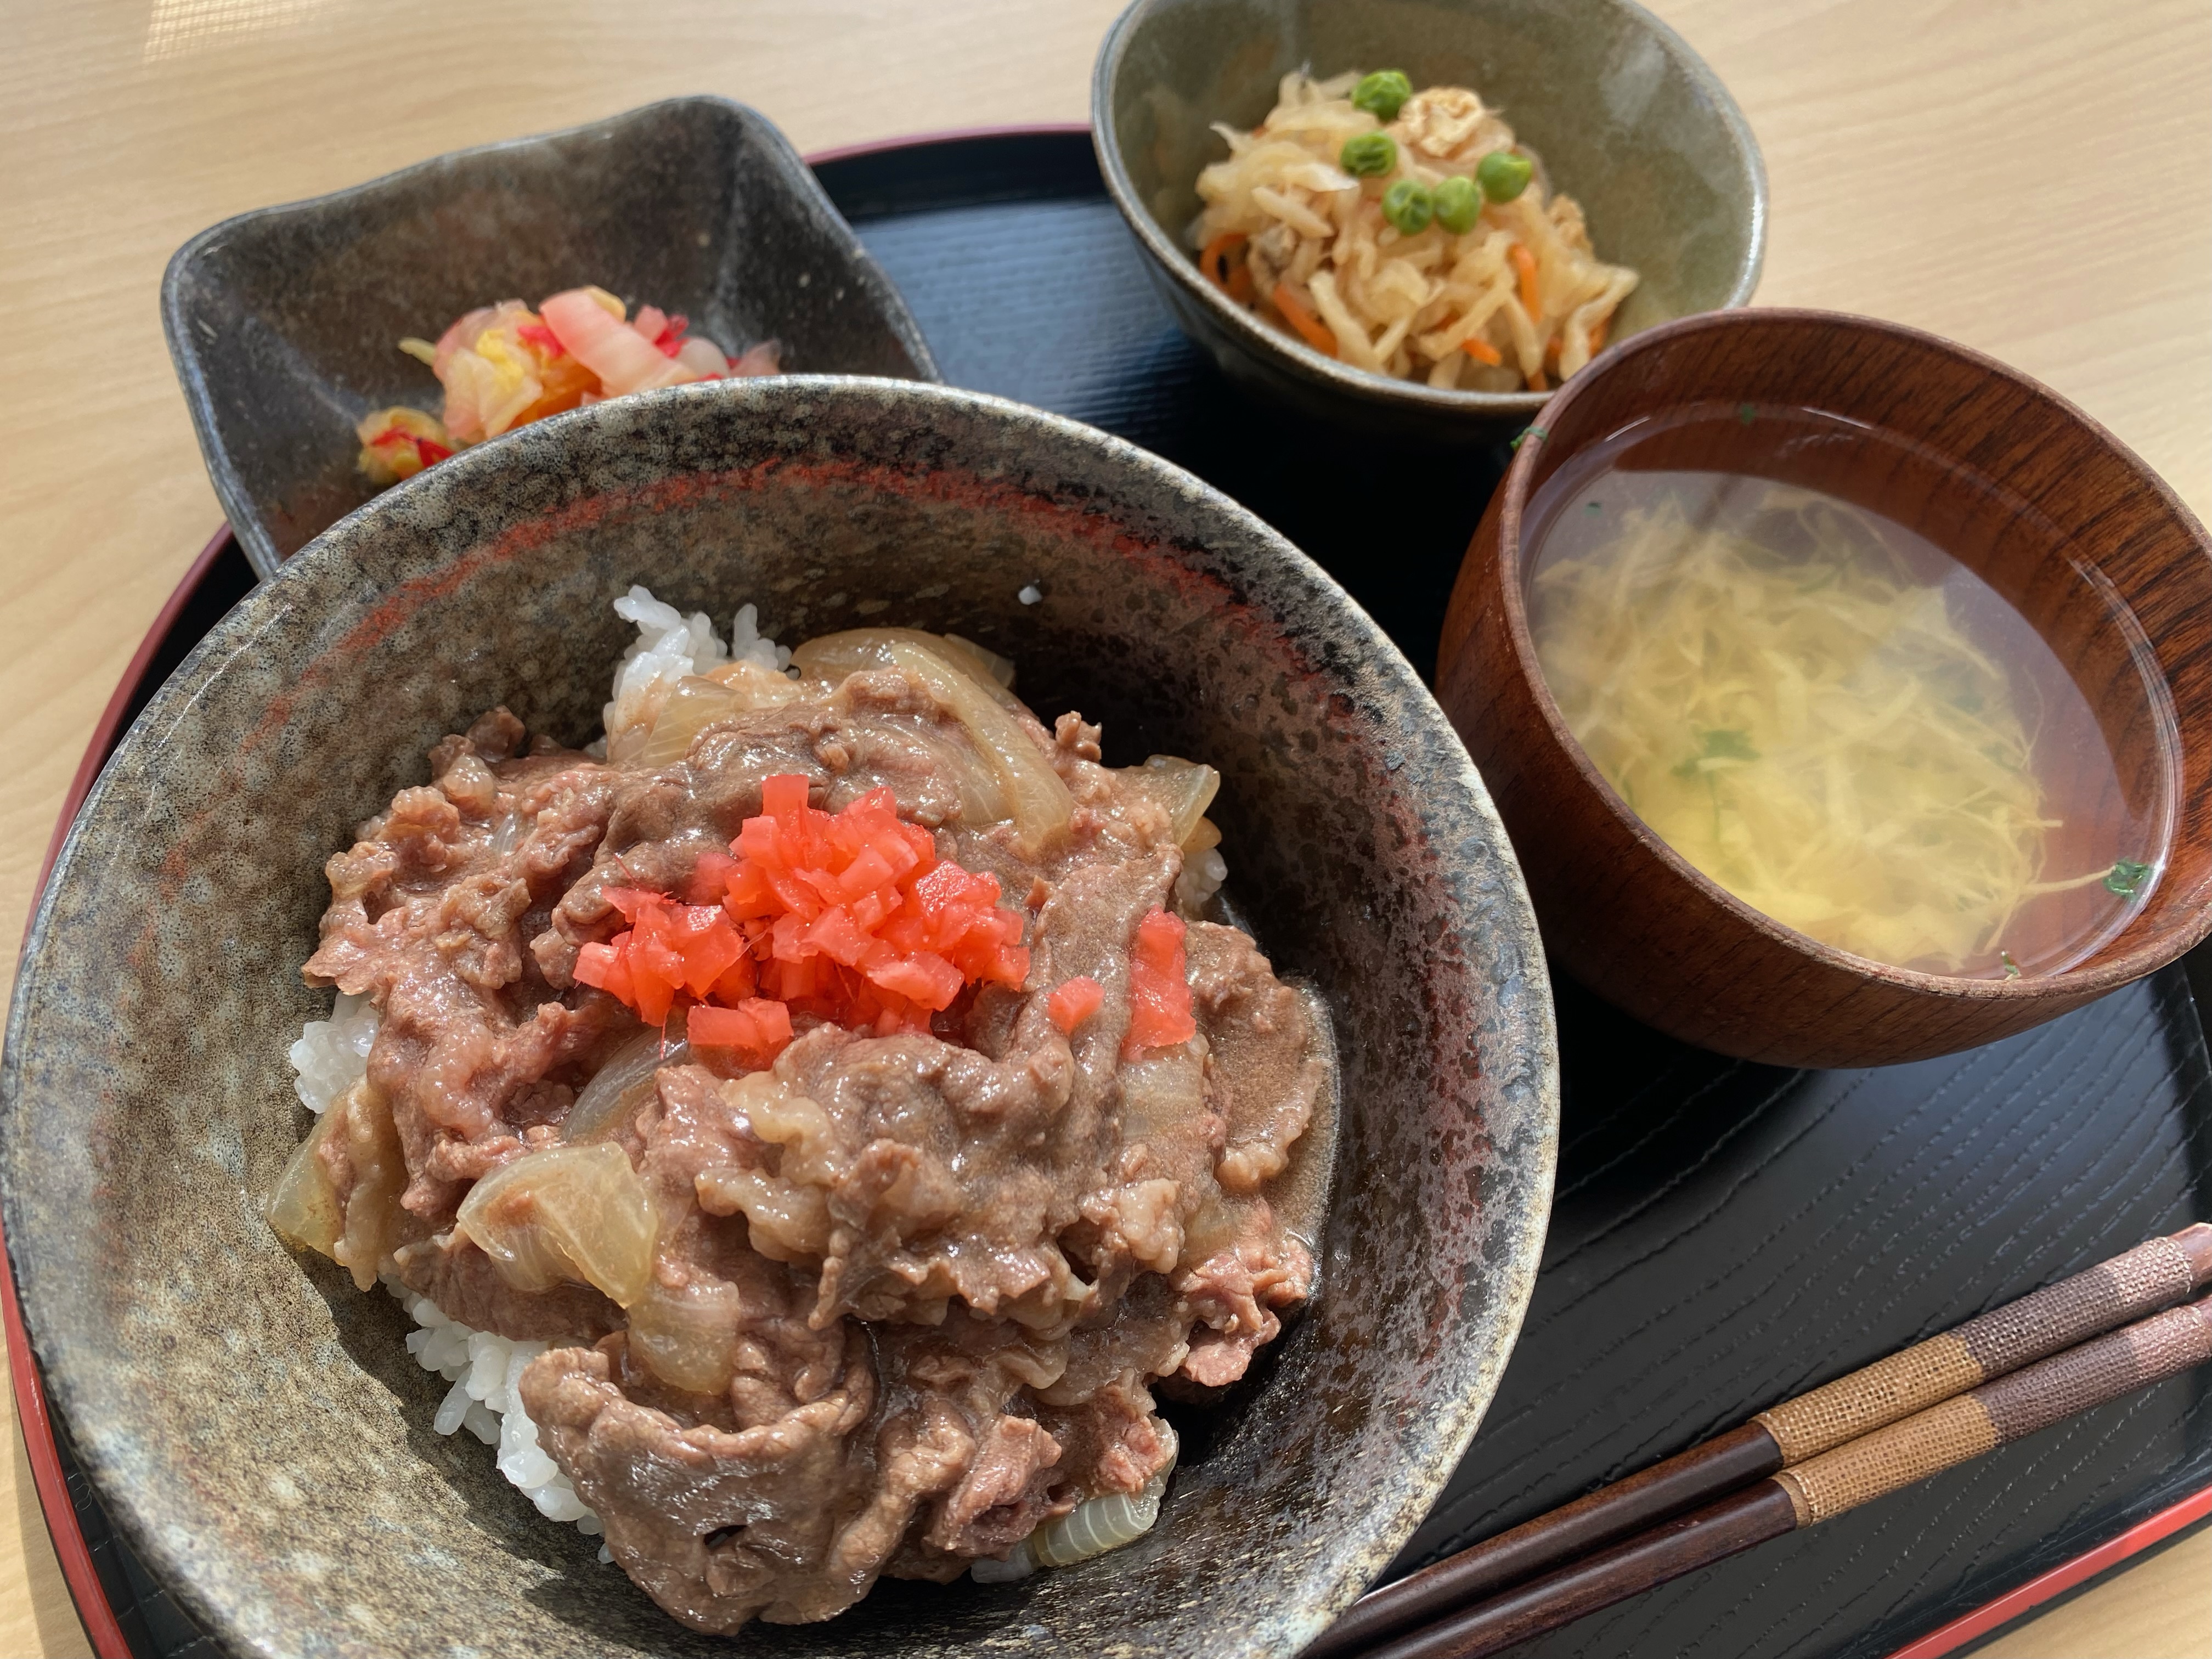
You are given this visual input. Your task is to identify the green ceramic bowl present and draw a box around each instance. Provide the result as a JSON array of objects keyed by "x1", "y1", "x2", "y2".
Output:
[{"x1": 1092, "y1": 0, "x2": 1767, "y2": 435}]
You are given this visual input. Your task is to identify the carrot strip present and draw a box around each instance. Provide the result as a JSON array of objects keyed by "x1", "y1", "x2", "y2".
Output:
[
  {"x1": 1273, "y1": 282, "x2": 1338, "y2": 356},
  {"x1": 1462, "y1": 336, "x2": 1503, "y2": 367},
  {"x1": 1510, "y1": 243, "x2": 1542, "y2": 320},
  {"x1": 1199, "y1": 231, "x2": 1249, "y2": 294},
  {"x1": 1588, "y1": 315, "x2": 1611, "y2": 353},
  {"x1": 1526, "y1": 368, "x2": 1549, "y2": 392}
]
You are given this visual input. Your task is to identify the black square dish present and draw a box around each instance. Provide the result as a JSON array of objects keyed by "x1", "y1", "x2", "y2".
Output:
[{"x1": 162, "y1": 96, "x2": 939, "y2": 578}]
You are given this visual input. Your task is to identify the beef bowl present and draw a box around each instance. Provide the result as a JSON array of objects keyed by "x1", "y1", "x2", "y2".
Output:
[{"x1": 0, "y1": 377, "x2": 1556, "y2": 1658}]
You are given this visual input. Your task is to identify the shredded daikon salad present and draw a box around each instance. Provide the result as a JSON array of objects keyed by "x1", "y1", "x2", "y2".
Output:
[
  {"x1": 1193, "y1": 69, "x2": 1637, "y2": 392},
  {"x1": 356, "y1": 286, "x2": 780, "y2": 484},
  {"x1": 1528, "y1": 488, "x2": 2116, "y2": 974}
]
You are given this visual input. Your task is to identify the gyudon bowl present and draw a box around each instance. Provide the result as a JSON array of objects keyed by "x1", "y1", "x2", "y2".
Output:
[{"x1": 0, "y1": 378, "x2": 1556, "y2": 1657}]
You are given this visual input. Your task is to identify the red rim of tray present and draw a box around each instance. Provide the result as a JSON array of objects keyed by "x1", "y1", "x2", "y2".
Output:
[{"x1": 7, "y1": 122, "x2": 2209, "y2": 1659}]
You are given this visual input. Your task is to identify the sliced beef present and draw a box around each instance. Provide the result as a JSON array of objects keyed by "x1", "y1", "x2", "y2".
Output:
[
  {"x1": 393, "y1": 1233, "x2": 623, "y2": 1344},
  {"x1": 522, "y1": 1331, "x2": 895, "y2": 1629},
  {"x1": 1186, "y1": 921, "x2": 1327, "y2": 1192},
  {"x1": 299, "y1": 658, "x2": 1333, "y2": 1634}
]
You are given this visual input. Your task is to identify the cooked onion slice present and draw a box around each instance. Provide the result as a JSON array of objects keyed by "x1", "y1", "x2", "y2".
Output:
[
  {"x1": 806, "y1": 626, "x2": 1024, "y2": 712},
  {"x1": 455, "y1": 1143, "x2": 659, "y2": 1306},
  {"x1": 266, "y1": 1109, "x2": 343, "y2": 1256},
  {"x1": 973, "y1": 1423, "x2": 1179, "y2": 1581},
  {"x1": 627, "y1": 1275, "x2": 746, "y2": 1395},
  {"x1": 942, "y1": 633, "x2": 1017, "y2": 695},
  {"x1": 563, "y1": 1031, "x2": 689, "y2": 1144},
  {"x1": 793, "y1": 630, "x2": 1072, "y2": 851},
  {"x1": 635, "y1": 665, "x2": 803, "y2": 768},
  {"x1": 331, "y1": 1081, "x2": 409, "y2": 1291},
  {"x1": 1130, "y1": 754, "x2": 1222, "y2": 849}
]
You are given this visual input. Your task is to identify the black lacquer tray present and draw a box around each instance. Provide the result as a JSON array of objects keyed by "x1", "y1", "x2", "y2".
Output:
[{"x1": 27, "y1": 127, "x2": 2211, "y2": 1659}]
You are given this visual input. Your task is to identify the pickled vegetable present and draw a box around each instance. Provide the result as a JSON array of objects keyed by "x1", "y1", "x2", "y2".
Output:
[
  {"x1": 1125, "y1": 909, "x2": 1196, "y2": 1052},
  {"x1": 1047, "y1": 977, "x2": 1105, "y2": 1034},
  {"x1": 354, "y1": 407, "x2": 454, "y2": 484},
  {"x1": 685, "y1": 998, "x2": 792, "y2": 1063},
  {"x1": 575, "y1": 781, "x2": 1031, "y2": 1042}
]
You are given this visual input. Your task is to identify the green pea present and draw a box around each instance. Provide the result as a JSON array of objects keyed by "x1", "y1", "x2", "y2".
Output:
[
  {"x1": 1381, "y1": 178, "x2": 1434, "y2": 235},
  {"x1": 1350, "y1": 70, "x2": 1412, "y2": 122},
  {"x1": 1433, "y1": 174, "x2": 1481, "y2": 234},
  {"x1": 1477, "y1": 149, "x2": 1534, "y2": 203},
  {"x1": 1340, "y1": 132, "x2": 1398, "y2": 177}
]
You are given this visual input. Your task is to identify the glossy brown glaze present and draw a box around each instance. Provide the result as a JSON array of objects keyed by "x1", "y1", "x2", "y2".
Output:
[
  {"x1": 1437, "y1": 308, "x2": 2212, "y2": 1066},
  {"x1": 1362, "y1": 1481, "x2": 1799, "y2": 1659},
  {"x1": 1305, "y1": 1420, "x2": 1780, "y2": 1657}
]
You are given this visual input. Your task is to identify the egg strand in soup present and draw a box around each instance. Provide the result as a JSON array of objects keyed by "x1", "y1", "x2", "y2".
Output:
[{"x1": 1524, "y1": 420, "x2": 2171, "y2": 978}]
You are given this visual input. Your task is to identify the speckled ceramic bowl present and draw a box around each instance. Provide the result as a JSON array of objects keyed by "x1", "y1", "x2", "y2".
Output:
[
  {"x1": 162, "y1": 95, "x2": 939, "y2": 579},
  {"x1": 0, "y1": 378, "x2": 1556, "y2": 1658},
  {"x1": 1093, "y1": 0, "x2": 1766, "y2": 436}
]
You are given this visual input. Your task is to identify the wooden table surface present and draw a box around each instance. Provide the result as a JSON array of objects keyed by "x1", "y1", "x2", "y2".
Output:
[{"x1": 2, "y1": 0, "x2": 2206, "y2": 1654}]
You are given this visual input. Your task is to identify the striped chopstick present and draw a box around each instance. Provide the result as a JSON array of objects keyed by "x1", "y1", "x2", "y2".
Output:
[
  {"x1": 1310, "y1": 1223, "x2": 2212, "y2": 1659},
  {"x1": 1357, "y1": 1291, "x2": 2212, "y2": 1659}
]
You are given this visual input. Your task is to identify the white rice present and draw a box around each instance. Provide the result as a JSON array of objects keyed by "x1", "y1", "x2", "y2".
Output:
[
  {"x1": 1175, "y1": 848, "x2": 1228, "y2": 911},
  {"x1": 286, "y1": 991, "x2": 377, "y2": 1115},
  {"x1": 602, "y1": 586, "x2": 791, "y2": 754},
  {"x1": 287, "y1": 991, "x2": 610, "y2": 1555},
  {"x1": 386, "y1": 1278, "x2": 608, "y2": 1553}
]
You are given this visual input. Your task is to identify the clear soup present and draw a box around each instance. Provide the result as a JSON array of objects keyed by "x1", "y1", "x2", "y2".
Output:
[{"x1": 1523, "y1": 403, "x2": 2179, "y2": 979}]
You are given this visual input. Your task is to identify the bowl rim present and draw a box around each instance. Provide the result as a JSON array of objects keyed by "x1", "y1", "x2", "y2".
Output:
[
  {"x1": 1089, "y1": 0, "x2": 1769, "y2": 421},
  {"x1": 4, "y1": 371, "x2": 1560, "y2": 1657},
  {"x1": 158, "y1": 93, "x2": 943, "y2": 582},
  {"x1": 1488, "y1": 304, "x2": 2212, "y2": 1002}
]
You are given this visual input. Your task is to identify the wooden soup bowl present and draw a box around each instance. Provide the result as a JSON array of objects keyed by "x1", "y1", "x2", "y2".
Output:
[{"x1": 1437, "y1": 308, "x2": 2212, "y2": 1067}]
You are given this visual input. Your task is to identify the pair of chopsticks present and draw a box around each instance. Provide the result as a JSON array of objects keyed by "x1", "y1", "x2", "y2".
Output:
[{"x1": 1310, "y1": 1223, "x2": 2212, "y2": 1659}]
